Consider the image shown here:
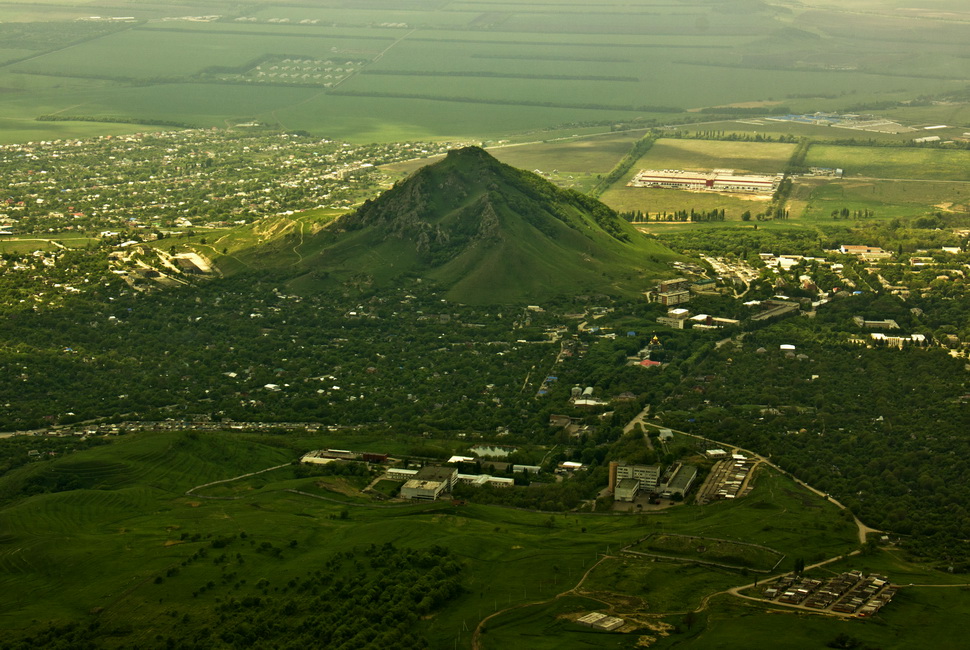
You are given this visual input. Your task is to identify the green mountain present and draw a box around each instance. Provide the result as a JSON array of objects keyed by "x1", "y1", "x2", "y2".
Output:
[{"x1": 235, "y1": 146, "x2": 679, "y2": 303}]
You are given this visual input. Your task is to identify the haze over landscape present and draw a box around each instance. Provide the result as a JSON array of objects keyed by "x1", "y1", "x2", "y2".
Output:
[{"x1": 0, "y1": 1, "x2": 969, "y2": 648}]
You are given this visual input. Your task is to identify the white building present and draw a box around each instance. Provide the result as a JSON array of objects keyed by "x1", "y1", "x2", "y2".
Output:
[{"x1": 628, "y1": 169, "x2": 782, "y2": 194}]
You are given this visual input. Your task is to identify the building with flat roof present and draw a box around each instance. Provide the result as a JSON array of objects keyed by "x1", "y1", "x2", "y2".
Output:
[
  {"x1": 615, "y1": 478, "x2": 640, "y2": 502},
  {"x1": 629, "y1": 169, "x2": 782, "y2": 194},
  {"x1": 400, "y1": 465, "x2": 458, "y2": 501},
  {"x1": 657, "y1": 308, "x2": 690, "y2": 329},
  {"x1": 657, "y1": 290, "x2": 690, "y2": 306},
  {"x1": 663, "y1": 463, "x2": 699, "y2": 497},
  {"x1": 615, "y1": 464, "x2": 663, "y2": 490}
]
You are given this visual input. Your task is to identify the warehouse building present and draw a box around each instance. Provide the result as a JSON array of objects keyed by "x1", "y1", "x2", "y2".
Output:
[{"x1": 628, "y1": 169, "x2": 782, "y2": 194}]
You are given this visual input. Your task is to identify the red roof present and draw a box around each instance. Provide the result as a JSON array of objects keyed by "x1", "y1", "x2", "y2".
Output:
[{"x1": 639, "y1": 359, "x2": 662, "y2": 367}]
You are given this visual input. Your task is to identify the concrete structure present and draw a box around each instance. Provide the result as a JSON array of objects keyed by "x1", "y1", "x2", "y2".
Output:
[
  {"x1": 577, "y1": 612, "x2": 625, "y2": 631},
  {"x1": 690, "y1": 314, "x2": 740, "y2": 329},
  {"x1": 691, "y1": 277, "x2": 717, "y2": 293},
  {"x1": 657, "y1": 307, "x2": 690, "y2": 329},
  {"x1": 658, "y1": 278, "x2": 690, "y2": 293},
  {"x1": 487, "y1": 476, "x2": 514, "y2": 487},
  {"x1": 629, "y1": 169, "x2": 782, "y2": 194},
  {"x1": 751, "y1": 300, "x2": 800, "y2": 321},
  {"x1": 456, "y1": 473, "x2": 489, "y2": 486},
  {"x1": 870, "y1": 332, "x2": 927, "y2": 348},
  {"x1": 657, "y1": 290, "x2": 690, "y2": 306},
  {"x1": 301, "y1": 449, "x2": 356, "y2": 463},
  {"x1": 386, "y1": 468, "x2": 418, "y2": 481},
  {"x1": 706, "y1": 449, "x2": 728, "y2": 460},
  {"x1": 615, "y1": 478, "x2": 639, "y2": 502},
  {"x1": 663, "y1": 463, "x2": 698, "y2": 497},
  {"x1": 613, "y1": 478, "x2": 640, "y2": 502},
  {"x1": 400, "y1": 465, "x2": 458, "y2": 501},
  {"x1": 616, "y1": 464, "x2": 662, "y2": 490},
  {"x1": 301, "y1": 454, "x2": 338, "y2": 465},
  {"x1": 512, "y1": 464, "x2": 541, "y2": 474},
  {"x1": 839, "y1": 244, "x2": 892, "y2": 260},
  {"x1": 853, "y1": 317, "x2": 899, "y2": 330}
]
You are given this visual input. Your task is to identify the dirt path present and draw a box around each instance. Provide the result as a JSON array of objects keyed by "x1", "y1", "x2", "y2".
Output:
[
  {"x1": 185, "y1": 463, "x2": 291, "y2": 497},
  {"x1": 471, "y1": 554, "x2": 612, "y2": 650}
]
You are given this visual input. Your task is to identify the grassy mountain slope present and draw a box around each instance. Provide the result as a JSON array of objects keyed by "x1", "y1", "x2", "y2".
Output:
[{"x1": 230, "y1": 147, "x2": 680, "y2": 303}]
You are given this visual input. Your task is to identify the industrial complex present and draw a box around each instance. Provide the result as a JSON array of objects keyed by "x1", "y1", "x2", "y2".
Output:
[{"x1": 628, "y1": 169, "x2": 783, "y2": 194}]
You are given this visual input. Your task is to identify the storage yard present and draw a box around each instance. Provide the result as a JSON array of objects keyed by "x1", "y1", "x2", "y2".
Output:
[
  {"x1": 760, "y1": 571, "x2": 897, "y2": 617},
  {"x1": 695, "y1": 453, "x2": 759, "y2": 504}
]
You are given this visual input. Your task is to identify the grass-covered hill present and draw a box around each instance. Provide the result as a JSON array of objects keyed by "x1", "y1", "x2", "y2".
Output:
[{"x1": 228, "y1": 147, "x2": 680, "y2": 304}]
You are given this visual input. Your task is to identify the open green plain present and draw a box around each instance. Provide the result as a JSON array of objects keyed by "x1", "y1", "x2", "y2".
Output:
[{"x1": 0, "y1": 1, "x2": 967, "y2": 143}]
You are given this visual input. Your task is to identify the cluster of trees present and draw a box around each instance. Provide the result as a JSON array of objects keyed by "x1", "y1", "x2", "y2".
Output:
[
  {"x1": 589, "y1": 132, "x2": 658, "y2": 198},
  {"x1": 661, "y1": 314, "x2": 970, "y2": 566},
  {"x1": 831, "y1": 208, "x2": 876, "y2": 220},
  {"x1": 669, "y1": 130, "x2": 800, "y2": 143},
  {"x1": 2, "y1": 542, "x2": 464, "y2": 649},
  {"x1": 0, "y1": 274, "x2": 576, "y2": 433}
]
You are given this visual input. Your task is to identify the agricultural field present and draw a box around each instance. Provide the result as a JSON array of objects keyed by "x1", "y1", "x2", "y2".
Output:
[
  {"x1": 0, "y1": 1, "x2": 967, "y2": 143},
  {"x1": 793, "y1": 178, "x2": 970, "y2": 221},
  {"x1": 805, "y1": 145, "x2": 970, "y2": 182},
  {"x1": 593, "y1": 138, "x2": 794, "y2": 218},
  {"x1": 628, "y1": 138, "x2": 797, "y2": 175},
  {"x1": 602, "y1": 183, "x2": 772, "y2": 219},
  {"x1": 791, "y1": 144, "x2": 970, "y2": 220}
]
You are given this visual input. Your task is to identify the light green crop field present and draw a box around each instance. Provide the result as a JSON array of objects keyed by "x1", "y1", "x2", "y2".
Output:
[
  {"x1": 794, "y1": 178, "x2": 970, "y2": 221},
  {"x1": 635, "y1": 139, "x2": 797, "y2": 174},
  {"x1": 601, "y1": 184, "x2": 771, "y2": 219},
  {"x1": 0, "y1": 1, "x2": 967, "y2": 143},
  {"x1": 805, "y1": 145, "x2": 970, "y2": 182}
]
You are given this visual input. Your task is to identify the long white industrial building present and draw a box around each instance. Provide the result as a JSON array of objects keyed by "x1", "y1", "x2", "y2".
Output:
[{"x1": 628, "y1": 169, "x2": 782, "y2": 194}]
